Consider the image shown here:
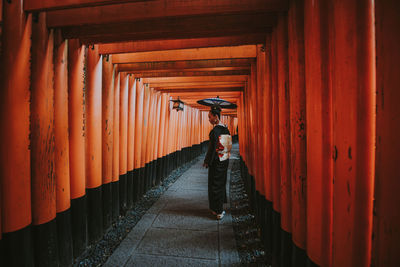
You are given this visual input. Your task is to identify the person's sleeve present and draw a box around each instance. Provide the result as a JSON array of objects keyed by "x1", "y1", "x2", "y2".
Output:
[{"x1": 204, "y1": 130, "x2": 215, "y2": 165}]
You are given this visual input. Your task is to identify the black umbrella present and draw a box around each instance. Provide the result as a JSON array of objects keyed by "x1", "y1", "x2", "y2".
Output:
[{"x1": 196, "y1": 96, "x2": 237, "y2": 109}]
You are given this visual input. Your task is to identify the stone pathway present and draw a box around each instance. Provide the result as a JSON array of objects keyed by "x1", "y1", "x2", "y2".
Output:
[{"x1": 104, "y1": 145, "x2": 240, "y2": 266}]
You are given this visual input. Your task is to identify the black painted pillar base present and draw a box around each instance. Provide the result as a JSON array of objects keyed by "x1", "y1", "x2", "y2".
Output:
[
  {"x1": 156, "y1": 158, "x2": 162, "y2": 185},
  {"x1": 33, "y1": 219, "x2": 59, "y2": 266},
  {"x1": 152, "y1": 160, "x2": 157, "y2": 186},
  {"x1": 144, "y1": 163, "x2": 150, "y2": 193},
  {"x1": 272, "y1": 210, "x2": 281, "y2": 267},
  {"x1": 56, "y1": 209, "x2": 73, "y2": 267},
  {"x1": 102, "y1": 182, "x2": 112, "y2": 230},
  {"x1": 111, "y1": 181, "x2": 120, "y2": 222},
  {"x1": 139, "y1": 167, "x2": 145, "y2": 197},
  {"x1": 71, "y1": 195, "x2": 87, "y2": 258},
  {"x1": 292, "y1": 243, "x2": 307, "y2": 267},
  {"x1": 148, "y1": 161, "x2": 154, "y2": 188},
  {"x1": 119, "y1": 173, "x2": 127, "y2": 214},
  {"x1": 306, "y1": 258, "x2": 320, "y2": 267},
  {"x1": 87, "y1": 186, "x2": 103, "y2": 244},
  {"x1": 133, "y1": 169, "x2": 139, "y2": 202},
  {"x1": 280, "y1": 229, "x2": 292, "y2": 267},
  {"x1": 1, "y1": 225, "x2": 34, "y2": 266},
  {"x1": 264, "y1": 200, "x2": 273, "y2": 252},
  {"x1": 127, "y1": 170, "x2": 134, "y2": 209}
]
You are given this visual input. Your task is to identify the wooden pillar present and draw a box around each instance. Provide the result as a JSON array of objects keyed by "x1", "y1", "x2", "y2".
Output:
[
  {"x1": 288, "y1": 0, "x2": 307, "y2": 263},
  {"x1": 85, "y1": 45, "x2": 103, "y2": 243},
  {"x1": 54, "y1": 31, "x2": 73, "y2": 266},
  {"x1": 373, "y1": 1, "x2": 400, "y2": 266},
  {"x1": 119, "y1": 73, "x2": 128, "y2": 212},
  {"x1": 127, "y1": 75, "x2": 136, "y2": 208},
  {"x1": 330, "y1": 0, "x2": 376, "y2": 266},
  {"x1": 102, "y1": 54, "x2": 114, "y2": 229},
  {"x1": 134, "y1": 79, "x2": 144, "y2": 199},
  {"x1": 30, "y1": 13, "x2": 58, "y2": 266},
  {"x1": 304, "y1": 0, "x2": 333, "y2": 266},
  {"x1": 0, "y1": 1, "x2": 33, "y2": 265},
  {"x1": 68, "y1": 38, "x2": 87, "y2": 257},
  {"x1": 112, "y1": 72, "x2": 120, "y2": 220}
]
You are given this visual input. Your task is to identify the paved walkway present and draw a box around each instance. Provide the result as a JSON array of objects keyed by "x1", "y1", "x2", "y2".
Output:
[{"x1": 105, "y1": 144, "x2": 240, "y2": 266}]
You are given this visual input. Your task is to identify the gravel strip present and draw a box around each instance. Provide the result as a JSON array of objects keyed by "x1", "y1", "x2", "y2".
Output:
[
  {"x1": 75, "y1": 158, "x2": 200, "y2": 267},
  {"x1": 229, "y1": 159, "x2": 271, "y2": 266}
]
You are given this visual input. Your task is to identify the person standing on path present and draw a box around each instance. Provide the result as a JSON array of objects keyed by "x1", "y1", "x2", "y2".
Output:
[{"x1": 203, "y1": 105, "x2": 232, "y2": 220}]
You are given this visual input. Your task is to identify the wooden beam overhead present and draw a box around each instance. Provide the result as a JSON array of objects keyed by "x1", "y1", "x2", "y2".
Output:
[
  {"x1": 62, "y1": 13, "x2": 274, "y2": 44},
  {"x1": 47, "y1": 0, "x2": 288, "y2": 27},
  {"x1": 127, "y1": 67, "x2": 250, "y2": 74},
  {"x1": 147, "y1": 82, "x2": 245, "y2": 88},
  {"x1": 112, "y1": 45, "x2": 257, "y2": 63},
  {"x1": 98, "y1": 34, "x2": 266, "y2": 54},
  {"x1": 117, "y1": 58, "x2": 253, "y2": 72},
  {"x1": 155, "y1": 87, "x2": 242, "y2": 93},
  {"x1": 24, "y1": 0, "x2": 151, "y2": 11},
  {"x1": 142, "y1": 75, "x2": 248, "y2": 84},
  {"x1": 132, "y1": 70, "x2": 250, "y2": 78}
]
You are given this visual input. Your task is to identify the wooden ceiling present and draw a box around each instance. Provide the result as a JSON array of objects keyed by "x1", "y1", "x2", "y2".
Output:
[{"x1": 22, "y1": 0, "x2": 289, "y2": 116}]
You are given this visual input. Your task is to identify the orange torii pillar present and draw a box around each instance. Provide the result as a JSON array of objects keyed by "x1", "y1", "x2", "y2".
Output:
[
  {"x1": 288, "y1": 0, "x2": 307, "y2": 265},
  {"x1": 255, "y1": 44, "x2": 266, "y2": 228},
  {"x1": 30, "y1": 13, "x2": 58, "y2": 266},
  {"x1": 373, "y1": 1, "x2": 400, "y2": 266},
  {"x1": 270, "y1": 24, "x2": 282, "y2": 267},
  {"x1": 0, "y1": 1, "x2": 33, "y2": 265},
  {"x1": 127, "y1": 75, "x2": 136, "y2": 209},
  {"x1": 149, "y1": 91, "x2": 158, "y2": 187},
  {"x1": 134, "y1": 79, "x2": 144, "y2": 200},
  {"x1": 304, "y1": 1, "x2": 333, "y2": 266},
  {"x1": 54, "y1": 32, "x2": 73, "y2": 266},
  {"x1": 141, "y1": 84, "x2": 151, "y2": 193},
  {"x1": 276, "y1": 13, "x2": 293, "y2": 266},
  {"x1": 162, "y1": 96, "x2": 171, "y2": 179},
  {"x1": 261, "y1": 35, "x2": 274, "y2": 253},
  {"x1": 68, "y1": 39, "x2": 87, "y2": 257},
  {"x1": 112, "y1": 72, "x2": 121, "y2": 220},
  {"x1": 102, "y1": 54, "x2": 114, "y2": 229},
  {"x1": 86, "y1": 45, "x2": 103, "y2": 243},
  {"x1": 157, "y1": 94, "x2": 167, "y2": 183},
  {"x1": 330, "y1": 0, "x2": 375, "y2": 266},
  {"x1": 154, "y1": 93, "x2": 163, "y2": 185},
  {"x1": 145, "y1": 89, "x2": 155, "y2": 190},
  {"x1": 119, "y1": 73, "x2": 129, "y2": 212}
]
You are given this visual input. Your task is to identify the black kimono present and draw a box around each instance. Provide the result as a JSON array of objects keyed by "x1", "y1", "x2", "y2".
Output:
[{"x1": 204, "y1": 124, "x2": 231, "y2": 214}]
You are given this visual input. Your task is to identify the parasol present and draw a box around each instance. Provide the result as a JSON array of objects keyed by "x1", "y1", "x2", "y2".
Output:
[{"x1": 196, "y1": 96, "x2": 237, "y2": 109}]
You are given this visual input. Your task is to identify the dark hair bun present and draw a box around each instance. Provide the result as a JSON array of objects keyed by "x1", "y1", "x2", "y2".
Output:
[{"x1": 211, "y1": 104, "x2": 221, "y2": 112}]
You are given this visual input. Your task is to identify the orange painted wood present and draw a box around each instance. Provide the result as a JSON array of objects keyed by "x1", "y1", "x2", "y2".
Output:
[
  {"x1": 31, "y1": 13, "x2": 56, "y2": 225},
  {"x1": 0, "y1": 2, "x2": 32, "y2": 232},
  {"x1": 330, "y1": 0, "x2": 376, "y2": 266},
  {"x1": 46, "y1": 0, "x2": 288, "y2": 27},
  {"x1": 112, "y1": 73, "x2": 120, "y2": 182},
  {"x1": 158, "y1": 94, "x2": 167, "y2": 158},
  {"x1": 133, "y1": 70, "x2": 250, "y2": 78},
  {"x1": 271, "y1": 27, "x2": 281, "y2": 213},
  {"x1": 143, "y1": 76, "x2": 247, "y2": 84},
  {"x1": 373, "y1": 1, "x2": 400, "y2": 266},
  {"x1": 134, "y1": 80, "x2": 144, "y2": 169},
  {"x1": 256, "y1": 44, "x2": 266, "y2": 196},
  {"x1": 162, "y1": 96, "x2": 171, "y2": 157},
  {"x1": 102, "y1": 55, "x2": 114, "y2": 185},
  {"x1": 263, "y1": 35, "x2": 273, "y2": 201},
  {"x1": 277, "y1": 14, "x2": 291, "y2": 232},
  {"x1": 24, "y1": 0, "x2": 147, "y2": 11},
  {"x1": 127, "y1": 75, "x2": 136, "y2": 172},
  {"x1": 86, "y1": 45, "x2": 103, "y2": 189},
  {"x1": 304, "y1": 0, "x2": 333, "y2": 265},
  {"x1": 54, "y1": 32, "x2": 71, "y2": 213},
  {"x1": 68, "y1": 39, "x2": 86, "y2": 197},
  {"x1": 288, "y1": 0, "x2": 307, "y2": 249},
  {"x1": 118, "y1": 59, "x2": 252, "y2": 72},
  {"x1": 112, "y1": 46, "x2": 257, "y2": 64},
  {"x1": 98, "y1": 34, "x2": 266, "y2": 54},
  {"x1": 153, "y1": 93, "x2": 162, "y2": 160},
  {"x1": 141, "y1": 85, "x2": 151, "y2": 166},
  {"x1": 148, "y1": 91, "x2": 157, "y2": 163},
  {"x1": 119, "y1": 73, "x2": 129, "y2": 176}
]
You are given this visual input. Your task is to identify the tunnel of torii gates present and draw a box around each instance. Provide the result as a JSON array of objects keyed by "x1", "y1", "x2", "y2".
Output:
[{"x1": 0, "y1": 0, "x2": 399, "y2": 267}]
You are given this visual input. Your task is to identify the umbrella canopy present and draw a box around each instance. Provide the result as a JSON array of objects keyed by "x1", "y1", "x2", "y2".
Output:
[{"x1": 196, "y1": 96, "x2": 237, "y2": 109}]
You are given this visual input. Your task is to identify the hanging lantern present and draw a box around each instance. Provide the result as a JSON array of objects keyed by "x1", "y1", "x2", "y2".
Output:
[{"x1": 170, "y1": 97, "x2": 184, "y2": 111}]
